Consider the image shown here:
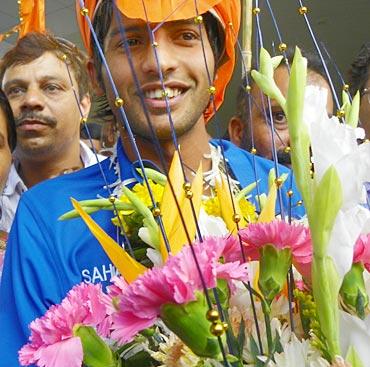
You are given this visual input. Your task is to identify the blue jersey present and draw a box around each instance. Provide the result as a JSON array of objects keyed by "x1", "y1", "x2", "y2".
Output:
[{"x1": 0, "y1": 139, "x2": 304, "y2": 366}]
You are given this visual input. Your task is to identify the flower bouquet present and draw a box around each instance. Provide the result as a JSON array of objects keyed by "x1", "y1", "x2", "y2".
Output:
[{"x1": 19, "y1": 48, "x2": 370, "y2": 367}]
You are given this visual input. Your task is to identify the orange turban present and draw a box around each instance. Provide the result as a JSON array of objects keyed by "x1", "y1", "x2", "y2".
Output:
[{"x1": 76, "y1": 0, "x2": 241, "y2": 121}]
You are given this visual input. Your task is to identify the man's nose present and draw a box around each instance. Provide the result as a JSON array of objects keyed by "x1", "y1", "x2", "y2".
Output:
[
  {"x1": 20, "y1": 87, "x2": 45, "y2": 111},
  {"x1": 141, "y1": 33, "x2": 179, "y2": 77}
]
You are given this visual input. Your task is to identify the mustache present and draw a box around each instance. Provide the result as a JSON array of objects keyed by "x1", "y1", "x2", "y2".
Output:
[{"x1": 15, "y1": 112, "x2": 57, "y2": 128}]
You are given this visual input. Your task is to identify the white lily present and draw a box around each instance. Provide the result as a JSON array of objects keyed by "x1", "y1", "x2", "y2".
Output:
[
  {"x1": 339, "y1": 310, "x2": 370, "y2": 364},
  {"x1": 303, "y1": 86, "x2": 370, "y2": 280}
]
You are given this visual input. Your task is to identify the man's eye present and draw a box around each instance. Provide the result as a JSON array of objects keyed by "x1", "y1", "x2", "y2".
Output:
[
  {"x1": 273, "y1": 112, "x2": 287, "y2": 124},
  {"x1": 44, "y1": 84, "x2": 61, "y2": 93},
  {"x1": 7, "y1": 87, "x2": 24, "y2": 97},
  {"x1": 181, "y1": 32, "x2": 198, "y2": 41},
  {"x1": 126, "y1": 38, "x2": 140, "y2": 47}
]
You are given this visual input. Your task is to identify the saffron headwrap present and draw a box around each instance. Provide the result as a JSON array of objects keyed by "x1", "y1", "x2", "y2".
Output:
[{"x1": 76, "y1": 0, "x2": 241, "y2": 121}]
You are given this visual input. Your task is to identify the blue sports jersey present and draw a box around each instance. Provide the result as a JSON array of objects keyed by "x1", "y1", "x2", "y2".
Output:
[{"x1": 0, "y1": 139, "x2": 304, "y2": 366}]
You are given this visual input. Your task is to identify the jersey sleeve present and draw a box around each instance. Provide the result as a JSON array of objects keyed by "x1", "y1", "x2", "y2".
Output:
[{"x1": 0, "y1": 195, "x2": 68, "y2": 367}]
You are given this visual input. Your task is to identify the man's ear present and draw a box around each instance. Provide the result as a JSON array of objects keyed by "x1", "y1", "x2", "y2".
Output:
[
  {"x1": 228, "y1": 116, "x2": 245, "y2": 147},
  {"x1": 87, "y1": 58, "x2": 105, "y2": 97},
  {"x1": 79, "y1": 93, "x2": 91, "y2": 118}
]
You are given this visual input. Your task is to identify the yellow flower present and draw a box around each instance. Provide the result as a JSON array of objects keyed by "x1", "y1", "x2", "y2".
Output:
[
  {"x1": 118, "y1": 179, "x2": 164, "y2": 209},
  {"x1": 203, "y1": 197, "x2": 221, "y2": 217}
]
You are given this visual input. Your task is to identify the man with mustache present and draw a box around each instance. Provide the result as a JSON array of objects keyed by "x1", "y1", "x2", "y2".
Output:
[
  {"x1": 227, "y1": 49, "x2": 334, "y2": 167},
  {"x1": 0, "y1": 32, "x2": 105, "y2": 234}
]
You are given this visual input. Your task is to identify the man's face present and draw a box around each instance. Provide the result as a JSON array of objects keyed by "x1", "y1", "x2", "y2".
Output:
[
  {"x1": 0, "y1": 108, "x2": 12, "y2": 191},
  {"x1": 230, "y1": 66, "x2": 334, "y2": 164},
  {"x1": 2, "y1": 52, "x2": 90, "y2": 160},
  {"x1": 100, "y1": 14, "x2": 215, "y2": 141}
]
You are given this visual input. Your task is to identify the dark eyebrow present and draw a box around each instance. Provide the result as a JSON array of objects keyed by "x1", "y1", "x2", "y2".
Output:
[
  {"x1": 108, "y1": 18, "x2": 198, "y2": 40},
  {"x1": 107, "y1": 26, "x2": 145, "y2": 40},
  {"x1": 4, "y1": 76, "x2": 66, "y2": 90}
]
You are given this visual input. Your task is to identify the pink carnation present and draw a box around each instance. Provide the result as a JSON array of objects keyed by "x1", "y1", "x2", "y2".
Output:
[
  {"x1": 239, "y1": 220, "x2": 312, "y2": 279},
  {"x1": 111, "y1": 235, "x2": 248, "y2": 344},
  {"x1": 353, "y1": 234, "x2": 370, "y2": 272},
  {"x1": 19, "y1": 283, "x2": 109, "y2": 367}
]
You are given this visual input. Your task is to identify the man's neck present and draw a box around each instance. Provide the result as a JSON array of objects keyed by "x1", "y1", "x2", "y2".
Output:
[
  {"x1": 16, "y1": 145, "x2": 83, "y2": 188},
  {"x1": 120, "y1": 121, "x2": 213, "y2": 178}
]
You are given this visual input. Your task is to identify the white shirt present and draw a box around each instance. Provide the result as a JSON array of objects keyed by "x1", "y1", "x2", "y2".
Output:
[{"x1": 0, "y1": 141, "x2": 106, "y2": 233}]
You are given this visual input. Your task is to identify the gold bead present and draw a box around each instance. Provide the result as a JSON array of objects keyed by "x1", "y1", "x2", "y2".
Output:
[
  {"x1": 284, "y1": 146, "x2": 291, "y2": 153},
  {"x1": 233, "y1": 213, "x2": 242, "y2": 223},
  {"x1": 152, "y1": 207, "x2": 161, "y2": 217},
  {"x1": 343, "y1": 84, "x2": 349, "y2": 91},
  {"x1": 183, "y1": 182, "x2": 191, "y2": 191},
  {"x1": 228, "y1": 21, "x2": 233, "y2": 27},
  {"x1": 161, "y1": 90, "x2": 168, "y2": 98},
  {"x1": 19, "y1": 17, "x2": 24, "y2": 22},
  {"x1": 222, "y1": 322, "x2": 229, "y2": 331},
  {"x1": 80, "y1": 7, "x2": 89, "y2": 16},
  {"x1": 275, "y1": 178, "x2": 283, "y2": 188},
  {"x1": 278, "y1": 42, "x2": 287, "y2": 52},
  {"x1": 152, "y1": 41, "x2": 158, "y2": 47},
  {"x1": 185, "y1": 190, "x2": 193, "y2": 199},
  {"x1": 298, "y1": 6, "x2": 308, "y2": 15},
  {"x1": 194, "y1": 15, "x2": 203, "y2": 24},
  {"x1": 297, "y1": 200, "x2": 303, "y2": 206},
  {"x1": 336, "y1": 109, "x2": 345, "y2": 118},
  {"x1": 115, "y1": 97, "x2": 124, "y2": 107},
  {"x1": 210, "y1": 322, "x2": 224, "y2": 336},
  {"x1": 109, "y1": 195, "x2": 116, "y2": 203},
  {"x1": 206, "y1": 309, "x2": 220, "y2": 322},
  {"x1": 208, "y1": 86, "x2": 216, "y2": 95},
  {"x1": 253, "y1": 7, "x2": 260, "y2": 15},
  {"x1": 60, "y1": 54, "x2": 68, "y2": 61},
  {"x1": 245, "y1": 85, "x2": 251, "y2": 93},
  {"x1": 80, "y1": 117, "x2": 87, "y2": 124},
  {"x1": 287, "y1": 190, "x2": 294, "y2": 197},
  {"x1": 251, "y1": 148, "x2": 257, "y2": 154}
]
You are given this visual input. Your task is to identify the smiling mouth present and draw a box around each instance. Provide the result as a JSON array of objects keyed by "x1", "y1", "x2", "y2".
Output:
[{"x1": 143, "y1": 87, "x2": 184, "y2": 100}]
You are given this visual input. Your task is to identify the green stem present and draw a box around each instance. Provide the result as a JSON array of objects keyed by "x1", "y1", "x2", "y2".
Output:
[{"x1": 261, "y1": 301, "x2": 273, "y2": 356}]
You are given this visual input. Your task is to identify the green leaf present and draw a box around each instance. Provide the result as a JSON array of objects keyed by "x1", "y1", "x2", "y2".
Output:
[
  {"x1": 73, "y1": 325, "x2": 117, "y2": 367},
  {"x1": 309, "y1": 165, "x2": 342, "y2": 257},
  {"x1": 347, "y1": 91, "x2": 360, "y2": 128},
  {"x1": 271, "y1": 55, "x2": 284, "y2": 70},
  {"x1": 285, "y1": 47, "x2": 311, "y2": 212},
  {"x1": 346, "y1": 345, "x2": 364, "y2": 367},
  {"x1": 136, "y1": 167, "x2": 167, "y2": 186},
  {"x1": 121, "y1": 186, "x2": 159, "y2": 249},
  {"x1": 251, "y1": 70, "x2": 287, "y2": 110},
  {"x1": 259, "y1": 47, "x2": 274, "y2": 79}
]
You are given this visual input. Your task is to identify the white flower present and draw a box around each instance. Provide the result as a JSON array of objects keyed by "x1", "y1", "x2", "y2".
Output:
[
  {"x1": 303, "y1": 86, "x2": 370, "y2": 279},
  {"x1": 197, "y1": 207, "x2": 228, "y2": 237},
  {"x1": 267, "y1": 334, "x2": 329, "y2": 367},
  {"x1": 339, "y1": 311, "x2": 370, "y2": 364}
]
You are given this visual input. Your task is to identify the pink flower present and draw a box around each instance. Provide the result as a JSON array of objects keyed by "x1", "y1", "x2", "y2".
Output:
[
  {"x1": 19, "y1": 283, "x2": 109, "y2": 367},
  {"x1": 111, "y1": 236, "x2": 248, "y2": 344},
  {"x1": 239, "y1": 220, "x2": 312, "y2": 279},
  {"x1": 353, "y1": 234, "x2": 370, "y2": 272}
]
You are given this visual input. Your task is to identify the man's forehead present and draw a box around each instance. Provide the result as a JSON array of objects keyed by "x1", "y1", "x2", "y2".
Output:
[{"x1": 107, "y1": 14, "x2": 200, "y2": 38}]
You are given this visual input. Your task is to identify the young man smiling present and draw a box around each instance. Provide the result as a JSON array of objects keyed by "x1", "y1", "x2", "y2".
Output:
[{"x1": 0, "y1": 1, "x2": 304, "y2": 365}]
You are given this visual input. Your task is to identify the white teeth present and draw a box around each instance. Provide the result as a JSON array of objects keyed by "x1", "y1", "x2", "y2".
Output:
[{"x1": 144, "y1": 88, "x2": 182, "y2": 99}]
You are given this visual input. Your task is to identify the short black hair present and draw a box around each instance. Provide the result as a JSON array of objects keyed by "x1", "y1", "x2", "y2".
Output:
[
  {"x1": 80, "y1": 122, "x2": 102, "y2": 140},
  {"x1": 92, "y1": 0, "x2": 225, "y2": 87},
  {"x1": 348, "y1": 42, "x2": 370, "y2": 96},
  {"x1": 230, "y1": 48, "x2": 329, "y2": 149},
  {"x1": 0, "y1": 89, "x2": 16, "y2": 151}
]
